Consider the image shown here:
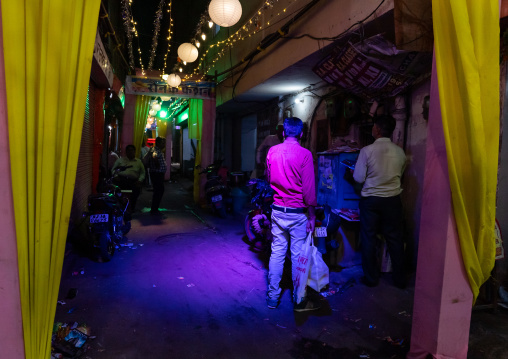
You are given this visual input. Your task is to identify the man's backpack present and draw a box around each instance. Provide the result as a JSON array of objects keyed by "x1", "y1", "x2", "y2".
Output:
[
  {"x1": 142, "y1": 149, "x2": 160, "y2": 170},
  {"x1": 142, "y1": 150, "x2": 153, "y2": 169}
]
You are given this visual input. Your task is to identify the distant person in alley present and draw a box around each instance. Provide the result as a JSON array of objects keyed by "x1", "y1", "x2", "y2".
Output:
[
  {"x1": 353, "y1": 115, "x2": 407, "y2": 289},
  {"x1": 148, "y1": 136, "x2": 167, "y2": 216},
  {"x1": 111, "y1": 144, "x2": 145, "y2": 212},
  {"x1": 255, "y1": 123, "x2": 283, "y2": 178},
  {"x1": 265, "y1": 117, "x2": 319, "y2": 312}
]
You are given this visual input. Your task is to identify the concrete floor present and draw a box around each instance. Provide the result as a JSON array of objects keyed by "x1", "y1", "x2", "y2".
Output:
[{"x1": 54, "y1": 177, "x2": 508, "y2": 359}]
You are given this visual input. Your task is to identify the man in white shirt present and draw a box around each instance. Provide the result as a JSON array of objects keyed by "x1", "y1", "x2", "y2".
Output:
[{"x1": 353, "y1": 115, "x2": 407, "y2": 289}]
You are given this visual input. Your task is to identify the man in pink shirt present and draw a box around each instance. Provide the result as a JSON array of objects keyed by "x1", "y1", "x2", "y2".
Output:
[{"x1": 265, "y1": 117, "x2": 319, "y2": 312}]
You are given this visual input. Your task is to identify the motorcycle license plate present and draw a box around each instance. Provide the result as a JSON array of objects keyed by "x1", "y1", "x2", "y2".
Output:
[
  {"x1": 90, "y1": 214, "x2": 109, "y2": 223},
  {"x1": 211, "y1": 194, "x2": 222, "y2": 202},
  {"x1": 314, "y1": 227, "x2": 327, "y2": 237}
]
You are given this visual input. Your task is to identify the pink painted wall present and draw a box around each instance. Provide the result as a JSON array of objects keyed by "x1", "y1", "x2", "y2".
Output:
[
  {"x1": 407, "y1": 56, "x2": 473, "y2": 359},
  {"x1": 0, "y1": 6, "x2": 26, "y2": 358}
]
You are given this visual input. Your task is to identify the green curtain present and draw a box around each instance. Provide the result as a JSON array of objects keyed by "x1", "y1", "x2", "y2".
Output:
[
  {"x1": 189, "y1": 99, "x2": 203, "y2": 203},
  {"x1": 134, "y1": 95, "x2": 151, "y2": 158},
  {"x1": 432, "y1": 0, "x2": 499, "y2": 302},
  {"x1": 1, "y1": 0, "x2": 101, "y2": 357}
]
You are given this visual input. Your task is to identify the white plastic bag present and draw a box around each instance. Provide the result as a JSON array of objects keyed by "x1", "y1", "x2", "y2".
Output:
[
  {"x1": 294, "y1": 232, "x2": 313, "y2": 304},
  {"x1": 307, "y1": 241, "x2": 330, "y2": 292}
]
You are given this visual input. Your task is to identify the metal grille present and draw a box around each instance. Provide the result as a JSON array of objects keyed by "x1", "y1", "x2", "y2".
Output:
[{"x1": 70, "y1": 82, "x2": 96, "y2": 226}]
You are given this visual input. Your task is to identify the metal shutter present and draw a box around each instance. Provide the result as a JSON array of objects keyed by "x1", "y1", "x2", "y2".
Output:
[{"x1": 70, "y1": 81, "x2": 96, "y2": 226}]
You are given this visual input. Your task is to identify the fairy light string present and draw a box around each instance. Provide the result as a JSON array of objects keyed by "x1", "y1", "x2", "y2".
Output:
[
  {"x1": 121, "y1": 0, "x2": 136, "y2": 69},
  {"x1": 183, "y1": 0, "x2": 301, "y2": 82},
  {"x1": 162, "y1": 0, "x2": 174, "y2": 76},
  {"x1": 148, "y1": 0, "x2": 166, "y2": 70}
]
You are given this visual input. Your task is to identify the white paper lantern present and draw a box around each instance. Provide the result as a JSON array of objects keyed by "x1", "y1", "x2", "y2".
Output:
[
  {"x1": 149, "y1": 109, "x2": 157, "y2": 116},
  {"x1": 160, "y1": 96, "x2": 171, "y2": 101},
  {"x1": 177, "y1": 43, "x2": 199, "y2": 63},
  {"x1": 208, "y1": 0, "x2": 242, "y2": 27},
  {"x1": 152, "y1": 103, "x2": 161, "y2": 112},
  {"x1": 166, "y1": 73, "x2": 181, "y2": 88}
]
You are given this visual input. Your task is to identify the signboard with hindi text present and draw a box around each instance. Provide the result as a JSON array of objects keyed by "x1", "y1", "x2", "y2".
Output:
[{"x1": 125, "y1": 76, "x2": 215, "y2": 100}]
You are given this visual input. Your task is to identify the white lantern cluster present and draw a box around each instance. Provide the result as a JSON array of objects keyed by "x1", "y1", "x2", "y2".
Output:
[
  {"x1": 166, "y1": 73, "x2": 181, "y2": 88},
  {"x1": 149, "y1": 109, "x2": 157, "y2": 117},
  {"x1": 152, "y1": 102, "x2": 161, "y2": 112},
  {"x1": 208, "y1": 0, "x2": 242, "y2": 27},
  {"x1": 177, "y1": 43, "x2": 199, "y2": 63}
]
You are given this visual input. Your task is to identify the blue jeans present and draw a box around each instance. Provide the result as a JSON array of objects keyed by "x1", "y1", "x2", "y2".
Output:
[{"x1": 267, "y1": 210, "x2": 308, "y2": 303}]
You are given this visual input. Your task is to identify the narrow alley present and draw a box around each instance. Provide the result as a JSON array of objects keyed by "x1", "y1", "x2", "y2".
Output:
[{"x1": 54, "y1": 178, "x2": 416, "y2": 359}]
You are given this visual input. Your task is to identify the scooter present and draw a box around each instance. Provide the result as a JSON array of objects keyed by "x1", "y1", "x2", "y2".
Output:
[
  {"x1": 199, "y1": 160, "x2": 230, "y2": 218},
  {"x1": 244, "y1": 178, "x2": 274, "y2": 251},
  {"x1": 85, "y1": 166, "x2": 132, "y2": 261}
]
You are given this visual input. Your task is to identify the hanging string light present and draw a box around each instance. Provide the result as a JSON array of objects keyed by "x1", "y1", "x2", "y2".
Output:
[
  {"x1": 162, "y1": 0, "x2": 174, "y2": 76},
  {"x1": 185, "y1": 0, "x2": 296, "y2": 81},
  {"x1": 148, "y1": 0, "x2": 166, "y2": 70},
  {"x1": 120, "y1": 0, "x2": 136, "y2": 69}
]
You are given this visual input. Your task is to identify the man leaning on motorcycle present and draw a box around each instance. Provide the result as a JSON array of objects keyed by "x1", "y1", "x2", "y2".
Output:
[{"x1": 111, "y1": 144, "x2": 145, "y2": 212}]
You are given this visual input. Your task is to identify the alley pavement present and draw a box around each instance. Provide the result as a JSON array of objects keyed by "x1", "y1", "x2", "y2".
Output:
[{"x1": 54, "y1": 176, "x2": 508, "y2": 359}]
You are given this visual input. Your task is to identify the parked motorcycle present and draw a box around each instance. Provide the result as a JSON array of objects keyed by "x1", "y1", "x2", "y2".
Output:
[
  {"x1": 244, "y1": 178, "x2": 274, "y2": 251},
  {"x1": 85, "y1": 166, "x2": 132, "y2": 261},
  {"x1": 198, "y1": 160, "x2": 230, "y2": 218}
]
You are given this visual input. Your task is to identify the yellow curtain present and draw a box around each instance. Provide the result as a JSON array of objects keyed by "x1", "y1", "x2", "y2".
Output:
[
  {"x1": 188, "y1": 99, "x2": 203, "y2": 140},
  {"x1": 1, "y1": 1, "x2": 100, "y2": 358},
  {"x1": 157, "y1": 119, "x2": 169, "y2": 139},
  {"x1": 134, "y1": 95, "x2": 151, "y2": 158},
  {"x1": 189, "y1": 99, "x2": 203, "y2": 202},
  {"x1": 433, "y1": 0, "x2": 499, "y2": 301}
]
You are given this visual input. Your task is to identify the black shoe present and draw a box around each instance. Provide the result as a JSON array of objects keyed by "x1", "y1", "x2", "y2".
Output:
[{"x1": 360, "y1": 276, "x2": 378, "y2": 287}]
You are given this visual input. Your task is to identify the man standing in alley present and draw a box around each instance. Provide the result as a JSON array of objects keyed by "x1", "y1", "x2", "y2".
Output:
[
  {"x1": 255, "y1": 124, "x2": 284, "y2": 178},
  {"x1": 149, "y1": 136, "x2": 167, "y2": 216},
  {"x1": 353, "y1": 115, "x2": 407, "y2": 289},
  {"x1": 111, "y1": 144, "x2": 145, "y2": 213},
  {"x1": 265, "y1": 117, "x2": 319, "y2": 311}
]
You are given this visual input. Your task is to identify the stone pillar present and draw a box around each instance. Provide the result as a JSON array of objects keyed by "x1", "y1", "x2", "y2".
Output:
[
  {"x1": 164, "y1": 125, "x2": 172, "y2": 181},
  {"x1": 0, "y1": 7, "x2": 26, "y2": 357},
  {"x1": 407, "y1": 56, "x2": 473, "y2": 359},
  {"x1": 121, "y1": 93, "x2": 136, "y2": 152},
  {"x1": 197, "y1": 99, "x2": 216, "y2": 204}
]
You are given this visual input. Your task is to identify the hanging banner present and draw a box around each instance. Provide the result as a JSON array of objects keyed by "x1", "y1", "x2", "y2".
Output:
[
  {"x1": 125, "y1": 76, "x2": 216, "y2": 99},
  {"x1": 313, "y1": 34, "x2": 431, "y2": 100}
]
